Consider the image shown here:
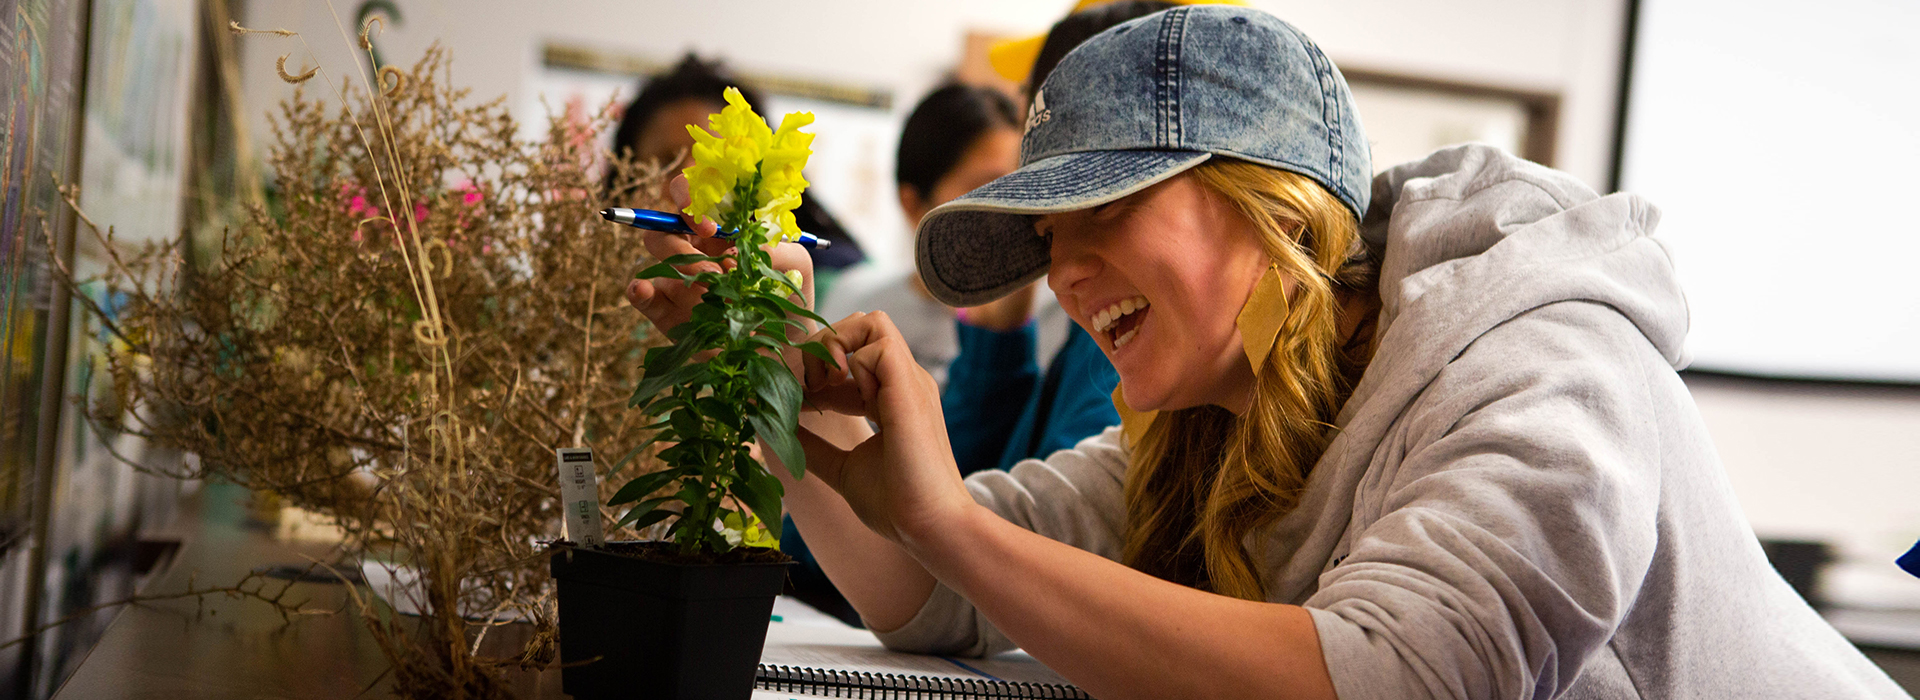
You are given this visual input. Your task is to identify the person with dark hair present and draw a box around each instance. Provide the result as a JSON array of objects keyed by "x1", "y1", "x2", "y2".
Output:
[
  {"x1": 604, "y1": 53, "x2": 866, "y2": 287},
  {"x1": 823, "y1": 83, "x2": 1023, "y2": 389},
  {"x1": 895, "y1": 84, "x2": 1023, "y2": 227},
  {"x1": 605, "y1": 54, "x2": 768, "y2": 187}
]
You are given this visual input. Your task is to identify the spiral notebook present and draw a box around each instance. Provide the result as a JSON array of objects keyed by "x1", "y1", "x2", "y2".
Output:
[{"x1": 755, "y1": 613, "x2": 1091, "y2": 699}]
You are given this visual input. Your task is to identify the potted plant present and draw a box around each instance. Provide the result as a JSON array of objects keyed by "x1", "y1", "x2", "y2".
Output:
[{"x1": 550, "y1": 87, "x2": 835, "y2": 700}]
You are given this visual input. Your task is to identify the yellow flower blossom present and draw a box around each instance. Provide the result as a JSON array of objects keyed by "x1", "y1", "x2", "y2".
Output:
[
  {"x1": 756, "y1": 111, "x2": 815, "y2": 242},
  {"x1": 679, "y1": 87, "x2": 813, "y2": 244}
]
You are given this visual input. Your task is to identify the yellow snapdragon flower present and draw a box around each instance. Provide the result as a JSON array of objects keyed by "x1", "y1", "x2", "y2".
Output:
[
  {"x1": 680, "y1": 87, "x2": 814, "y2": 244},
  {"x1": 756, "y1": 112, "x2": 815, "y2": 242}
]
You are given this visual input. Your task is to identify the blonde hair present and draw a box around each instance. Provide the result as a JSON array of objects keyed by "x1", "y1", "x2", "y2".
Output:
[{"x1": 1120, "y1": 159, "x2": 1377, "y2": 600}]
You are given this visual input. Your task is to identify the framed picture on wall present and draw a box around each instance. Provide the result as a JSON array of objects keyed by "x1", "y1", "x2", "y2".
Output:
[{"x1": 1341, "y1": 67, "x2": 1559, "y2": 172}]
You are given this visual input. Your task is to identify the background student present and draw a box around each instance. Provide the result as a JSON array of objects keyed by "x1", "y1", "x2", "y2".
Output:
[
  {"x1": 821, "y1": 83, "x2": 1025, "y2": 390},
  {"x1": 604, "y1": 54, "x2": 866, "y2": 294}
]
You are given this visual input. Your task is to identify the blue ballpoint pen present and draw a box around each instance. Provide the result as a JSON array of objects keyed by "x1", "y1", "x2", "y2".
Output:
[{"x1": 598, "y1": 207, "x2": 831, "y2": 250}]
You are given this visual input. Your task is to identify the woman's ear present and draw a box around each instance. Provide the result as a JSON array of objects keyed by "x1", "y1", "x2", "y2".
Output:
[{"x1": 898, "y1": 184, "x2": 931, "y2": 227}]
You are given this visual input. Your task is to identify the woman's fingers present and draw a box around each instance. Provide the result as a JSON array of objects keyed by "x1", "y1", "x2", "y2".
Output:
[
  {"x1": 799, "y1": 311, "x2": 936, "y2": 427},
  {"x1": 802, "y1": 313, "x2": 858, "y2": 390},
  {"x1": 795, "y1": 426, "x2": 850, "y2": 488},
  {"x1": 803, "y1": 312, "x2": 895, "y2": 391},
  {"x1": 666, "y1": 174, "x2": 719, "y2": 237},
  {"x1": 625, "y1": 277, "x2": 699, "y2": 330}
]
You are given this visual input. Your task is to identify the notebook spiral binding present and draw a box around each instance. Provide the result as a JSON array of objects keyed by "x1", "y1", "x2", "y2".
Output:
[{"x1": 756, "y1": 663, "x2": 1093, "y2": 699}]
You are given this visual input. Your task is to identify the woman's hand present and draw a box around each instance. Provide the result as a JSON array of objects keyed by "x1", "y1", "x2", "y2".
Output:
[
  {"x1": 797, "y1": 311, "x2": 977, "y2": 545},
  {"x1": 624, "y1": 175, "x2": 816, "y2": 334}
]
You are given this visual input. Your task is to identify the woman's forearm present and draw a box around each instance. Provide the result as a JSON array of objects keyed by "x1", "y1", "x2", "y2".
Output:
[
  {"x1": 904, "y1": 505, "x2": 1339, "y2": 700},
  {"x1": 786, "y1": 411, "x2": 938, "y2": 631}
]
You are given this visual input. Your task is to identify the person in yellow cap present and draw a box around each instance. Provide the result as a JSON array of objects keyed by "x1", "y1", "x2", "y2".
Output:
[{"x1": 988, "y1": 0, "x2": 1247, "y2": 87}]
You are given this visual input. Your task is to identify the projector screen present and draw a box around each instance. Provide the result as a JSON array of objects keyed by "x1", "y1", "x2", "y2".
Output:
[{"x1": 1616, "y1": 0, "x2": 1920, "y2": 382}]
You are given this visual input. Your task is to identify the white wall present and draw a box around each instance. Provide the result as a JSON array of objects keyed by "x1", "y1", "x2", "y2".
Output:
[
  {"x1": 235, "y1": 0, "x2": 1631, "y2": 194},
  {"x1": 1684, "y1": 375, "x2": 1920, "y2": 606}
]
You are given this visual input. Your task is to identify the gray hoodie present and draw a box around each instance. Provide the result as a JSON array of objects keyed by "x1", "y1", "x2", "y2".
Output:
[{"x1": 873, "y1": 145, "x2": 1909, "y2": 699}]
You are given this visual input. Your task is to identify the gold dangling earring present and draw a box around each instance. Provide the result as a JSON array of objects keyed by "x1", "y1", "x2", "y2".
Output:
[
  {"x1": 1112, "y1": 265, "x2": 1289, "y2": 449},
  {"x1": 1236, "y1": 264, "x2": 1290, "y2": 376}
]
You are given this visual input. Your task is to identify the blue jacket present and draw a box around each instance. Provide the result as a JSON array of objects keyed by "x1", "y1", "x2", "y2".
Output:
[
  {"x1": 941, "y1": 319, "x2": 1120, "y2": 476},
  {"x1": 1901, "y1": 540, "x2": 1920, "y2": 579}
]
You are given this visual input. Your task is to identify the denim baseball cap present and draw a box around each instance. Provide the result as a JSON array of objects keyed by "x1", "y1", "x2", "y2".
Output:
[{"x1": 917, "y1": 5, "x2": 1371, "y2": 307}]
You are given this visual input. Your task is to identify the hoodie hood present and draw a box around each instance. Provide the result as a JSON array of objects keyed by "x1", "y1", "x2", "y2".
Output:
[
  {"x1": 1340, "y1": 144, "x2": 1689, "y2": 426},
  {"x1": 1249, "y1": 144, "x2": 1690, "y2": 606}
]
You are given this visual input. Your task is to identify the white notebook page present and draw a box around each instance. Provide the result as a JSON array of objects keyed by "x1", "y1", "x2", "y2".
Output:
[{"x1": 759, "y1": 618, "x2": 1078, "y2": 687}]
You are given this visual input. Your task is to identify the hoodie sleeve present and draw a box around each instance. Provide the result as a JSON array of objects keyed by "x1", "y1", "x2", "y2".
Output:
[
  {"x1": 871, "y1": 426, "x2": 1132, "y2": 657},
  {"x1": 1306, "y1": 301, "x2": 1666, "y2": 700}
]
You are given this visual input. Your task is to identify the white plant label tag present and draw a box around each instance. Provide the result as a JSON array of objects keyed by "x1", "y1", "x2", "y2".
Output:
[{"x1": 556, "y1": 447, "x2": 604, "y2": 548}]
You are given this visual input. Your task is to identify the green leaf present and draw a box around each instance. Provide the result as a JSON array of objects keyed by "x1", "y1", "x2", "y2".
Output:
[
  {"x1": 667, "y1": 409, "x2": 704, "y2": 445},
  {"x1": 606, "y1": 422, "x2": 673, "y2": 475},
  {"x1": 630, "y1": 361, "x2": 709, "y2": 410},
  {"x1": 694, "y1": 396, "x2": 740, "y2": 428},
  {"x1": 725, "y1": 306, "x2": 758, "y2": 341},
  {"x1": 614, "y1": 494, "x2": 683, "y2": 525},
  {"x1": 738, "y1": 334, "x2": 785, "y2": 353},
  {"x1": 689, "y1": 302, "x2": 725, "y2": 325},
  {"x1": 607, "y1": 469, "x2": 686, "y2": 506},
  {"x1": 743, "y1": 265, "x2": 832, "y2": 328},
  {"x1": 643, "y1": 325, "x2": 716, "y2": 374},
  {"x1": 676, "y1": 482, "x2": 710, "y2": 514},
  {"x1": 660, "y1": 253, "x2": 722, "y2": 266},
  {"x1": 635, "y1": 261, "x2": 688, "y2": 283},
  {"x1": 749, "y1": 411, "x2": 805, "y2": 479},
  {"x1": 750, "y1": 258, "x2": 788, "y2": 288},
  {"x1": 746, "y1": 355, "x2": 802, "y2": 432},
  {"x1": 629, "y1": 392, "x2": 686, "y2": 418},
  {"x1": 759, "y1": 317, "x2": 812, "y2": 340},
  {"x1": 763, "y1": 292, "x2": 832, "y2": 328},
  {"x1": 621, "y1": 508, "x2": 676, "y2": 532},
  {"x1": 730, "y1": 466, "x2": 786, "y2": 543},
  {"x1": 795, "y1": 341, "x2": 839, "y2": 369}
]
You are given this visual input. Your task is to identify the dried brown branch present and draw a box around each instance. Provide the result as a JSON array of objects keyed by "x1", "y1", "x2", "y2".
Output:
[
  {"x1": 53, "y1": 44, "x2": 676, "y2": 699},
  {"x1": 0, "y1": 568, "x2": 334, "y2": 652}
]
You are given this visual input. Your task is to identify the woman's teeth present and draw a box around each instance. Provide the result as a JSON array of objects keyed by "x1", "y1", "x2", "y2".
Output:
[{"x1": 1091, "y1": 295, "x2": 1150, "y2": 348}]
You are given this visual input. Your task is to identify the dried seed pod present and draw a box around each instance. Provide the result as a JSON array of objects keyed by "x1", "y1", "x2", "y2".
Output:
[
  {"x1": 379, "y1": 65, "x2": 406, "y2": 98},
  {"x1": 230, "y1": 21, "x2": 295, "y2": 37},
  {"x1": 276, "y1": 54, "x2": 317, "y2": 84},
  {"x1": 359, "y1": 15, "x2": 381, "y2": 50}
]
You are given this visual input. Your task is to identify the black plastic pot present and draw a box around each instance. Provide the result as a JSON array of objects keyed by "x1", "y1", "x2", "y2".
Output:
[{"x1": 550, "y1": 542, "x2": 791, "y2": 700}]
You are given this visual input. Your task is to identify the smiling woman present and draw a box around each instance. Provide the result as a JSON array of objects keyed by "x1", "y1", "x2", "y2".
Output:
[
  {"x1": 1037, "y1": 160, "x2": 1382, "y2": 599},
  {"x1": 624, "y1": 5, "x2": 1910, "y2": 700}
]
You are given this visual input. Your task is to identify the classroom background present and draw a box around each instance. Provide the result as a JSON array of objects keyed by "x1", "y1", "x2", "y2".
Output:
[{"x1": 1, "y1": 0, "x2": 1915, "y2": 696}]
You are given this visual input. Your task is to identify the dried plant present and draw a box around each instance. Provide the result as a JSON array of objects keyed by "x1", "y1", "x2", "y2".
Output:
[{"x1": 54, "y1": 32, "x2": 674, "y2": 697}]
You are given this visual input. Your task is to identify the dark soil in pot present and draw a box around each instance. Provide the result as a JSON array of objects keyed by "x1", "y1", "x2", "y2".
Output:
[{"x1": 550, "y1": 541, "x2": 792, "y2": 700}]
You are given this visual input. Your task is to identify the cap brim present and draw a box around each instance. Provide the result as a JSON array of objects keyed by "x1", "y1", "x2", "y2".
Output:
[{"x1": 916, "y1": 149, "x2": 1212, "y2": 307}]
